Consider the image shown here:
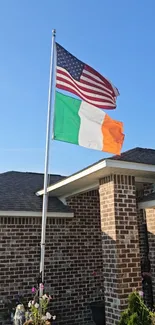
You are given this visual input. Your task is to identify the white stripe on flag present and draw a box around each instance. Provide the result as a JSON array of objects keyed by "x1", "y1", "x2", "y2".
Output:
[
  {"x1": 57, "y1": 67, "x2": 113, "y2": 95},
  {"x1": 78, "y1": 101, "x2": 105, "y2": 150},
  {"x1": 56, "y1": 74, "x2": 114, "y2": 101},
  {"x1": 56, "y1": 80, "x2": 115, "y2": 107},
  {"x1": 80, "y1": 75, "x2": 113, "y2": 94},
  {"x1": 57, "y1": 71, "x2": 113, "y2": 97},
  {"x1": 82, "y1": 69, "x2": 106, "y2": 85}
]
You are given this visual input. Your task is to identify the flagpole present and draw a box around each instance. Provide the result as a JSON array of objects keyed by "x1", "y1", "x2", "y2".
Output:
[{"x1": 39, "y1": 29, "x2": 56, "y2": 296}]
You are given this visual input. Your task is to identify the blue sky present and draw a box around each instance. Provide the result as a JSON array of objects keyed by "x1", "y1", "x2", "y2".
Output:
[{"x1": 0, "y1": 0, "x2": 154, "y2": 175}]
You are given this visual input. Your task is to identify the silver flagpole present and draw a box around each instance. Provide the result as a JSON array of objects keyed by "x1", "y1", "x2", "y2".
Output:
[{"x1": 39, "y1": 29, "x2": 56, "y2": 296}]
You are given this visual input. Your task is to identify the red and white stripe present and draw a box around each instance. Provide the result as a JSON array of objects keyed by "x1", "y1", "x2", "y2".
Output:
[{"x1": 56, "y1": 65, "x2": 119, "y2": 109}]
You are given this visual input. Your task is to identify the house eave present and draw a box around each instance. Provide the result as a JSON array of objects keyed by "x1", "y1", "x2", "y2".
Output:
[
  {"x1": 138, "y1": 200, "x2": 155, "y2": 209},
  {"x1": 36, "y1": 159, "x2": 155, "y2": 198}
]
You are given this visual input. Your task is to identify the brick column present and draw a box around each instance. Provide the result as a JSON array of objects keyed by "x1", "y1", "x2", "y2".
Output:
[
  {"x1": 99, "y1": 175, "x2": 141, "y2": 325},
  {"x1": 145, "y1": 208, "x2": 155, "y2": 299},
  {"x1": 143, "y1": 183, "x2": 155, "y2": 301}
]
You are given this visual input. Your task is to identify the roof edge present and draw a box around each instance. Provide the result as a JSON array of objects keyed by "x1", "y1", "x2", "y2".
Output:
[
  {"x1": 37, "y1": 159, "x2": 155, "y2": 197},
  {"x1": 37, "y1": 159, "x2": 107, "y2": 196}
]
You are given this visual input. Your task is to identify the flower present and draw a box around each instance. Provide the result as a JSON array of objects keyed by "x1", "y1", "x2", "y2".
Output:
[
  {"x1": 46, "y1": 312, "x2": 52, "y2": 319},
  {"x1": 139, "y1": 291, "x2": 144, "y2": 297},
  {"x1": 39, "y1": 283, "x2": 44, "y2": 289},
  {"x1": 28, "y1": 301, "x2": 31, "y2": 308},
  {"x1": 25, "y1": 285, "x2": 56, "y2": 324},
  {"x1": 32, "y1": 287, "x2": 36, "y2": 293}
]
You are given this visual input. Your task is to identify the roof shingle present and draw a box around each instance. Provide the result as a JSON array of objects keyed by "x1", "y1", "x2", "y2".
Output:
[
  {"x1": 110, "y1": 147, "x2": 155, "y2": 165},
  {"x1": 0, "y1": 171, "x2": 71, "y2": 213}
]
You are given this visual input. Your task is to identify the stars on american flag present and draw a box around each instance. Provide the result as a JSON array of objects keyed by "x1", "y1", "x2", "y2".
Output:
[{"x1": 56, "y1": 43, "x2": 84, "y2": 81}]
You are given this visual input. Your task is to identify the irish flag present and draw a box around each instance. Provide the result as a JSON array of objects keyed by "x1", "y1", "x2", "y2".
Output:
[{"x1": 53, "y1": 92, "x2": 124, "y2": 155}]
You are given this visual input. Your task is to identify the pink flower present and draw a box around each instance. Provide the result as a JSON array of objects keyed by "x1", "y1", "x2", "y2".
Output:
[
  {"x1": 39, "y1": 283, "x2": 44, "y2": 289},
  {"x1": 32, "y1": 287, "x2": 36, "y2": 293},
  {"x1": 139, "y1": 291, "x2": 144, "y2": 297}
]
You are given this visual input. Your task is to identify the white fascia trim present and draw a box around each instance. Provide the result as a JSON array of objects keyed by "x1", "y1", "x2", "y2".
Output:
[
  {"x1": 0, "y1": 211, "x2": 74, "y2": 218},
  {"x1": 36, "y1": 160, "x2": 107, "y2": 196},
  {"x1": 37, "y1": 159, "x2": 155, "y2": 196},
  {"x1": 106, "y1": 159, "x2": 155, "y2": 173},
  {"x1": 138, "y1": 200, "x2": 155, "y2": 210}
]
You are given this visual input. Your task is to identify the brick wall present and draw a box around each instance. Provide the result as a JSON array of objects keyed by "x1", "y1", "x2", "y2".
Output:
[
  {"x1": 0, "y1": 190, "x2": 104, "y2": 325},
  {"x1": 99, "y1": 175, "x2": 141, "y2": 325}
]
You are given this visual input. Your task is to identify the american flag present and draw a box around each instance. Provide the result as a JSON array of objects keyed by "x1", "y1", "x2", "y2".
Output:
[{"x1": 56, "y1": 43, "x2": 119, "y2": 109}]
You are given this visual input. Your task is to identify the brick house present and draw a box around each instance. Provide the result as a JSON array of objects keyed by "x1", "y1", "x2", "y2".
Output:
[{"x1": 1, "y1": 147, "x2": 155, "y2": 325}]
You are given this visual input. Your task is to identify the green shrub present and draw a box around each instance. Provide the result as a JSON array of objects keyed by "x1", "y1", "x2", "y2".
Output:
[{"x1": 118, "y1": 292, "x2": 152, "y2": 325}]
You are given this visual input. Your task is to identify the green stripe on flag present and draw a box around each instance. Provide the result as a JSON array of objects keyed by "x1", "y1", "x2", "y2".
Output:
[{"x1": 54, "y1": 92, "x2": 81, "y2": 145}]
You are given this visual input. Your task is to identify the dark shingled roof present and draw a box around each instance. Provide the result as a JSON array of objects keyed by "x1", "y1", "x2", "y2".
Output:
[
  {"x1": 0, "y1": 171, "x2": 71, "y2": 213},
  {"x1": 110, "y1": 147, "x2": 155, "y2": 165}
]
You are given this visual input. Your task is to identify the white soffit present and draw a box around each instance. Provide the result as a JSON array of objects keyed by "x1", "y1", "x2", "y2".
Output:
[
  {"x1": 138, "y1": 200, "x2": 155, "y2": 209},
  {"x1": 37, "y1": 159, "x2": 155, "y2": 198}
]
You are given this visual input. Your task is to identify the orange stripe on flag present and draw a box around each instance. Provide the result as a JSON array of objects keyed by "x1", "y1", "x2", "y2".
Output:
[{"x1": 102, "y1": 114, "x2": 124, "y2": 155}]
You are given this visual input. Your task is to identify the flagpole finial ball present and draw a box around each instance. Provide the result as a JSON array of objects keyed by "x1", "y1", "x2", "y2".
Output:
[{"x1": 52, "y1": 29, "x2": 56, "y2": 37}]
